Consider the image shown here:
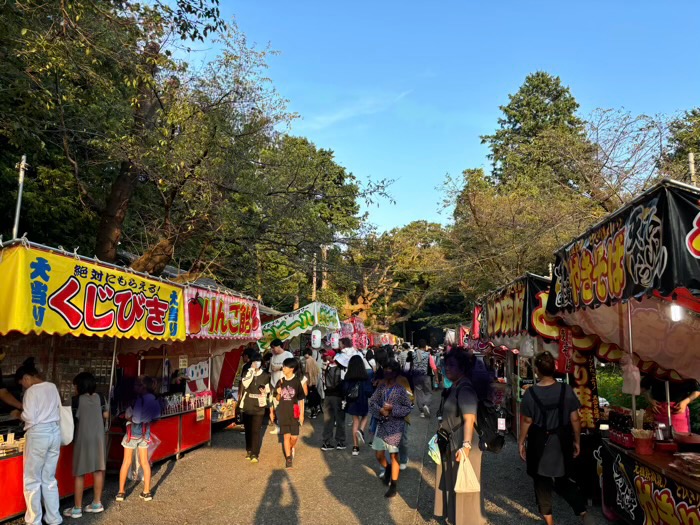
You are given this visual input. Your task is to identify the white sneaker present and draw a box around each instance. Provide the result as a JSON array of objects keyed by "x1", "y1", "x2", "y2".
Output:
[
  {"x1": 400, "y1": 461, "x2": 408, "y2": 470},
  {"x1": 269, "y1": 425, "x2": 280, "y2": 434},
  {"x1": 423, "y1": 405, "x2": 431, "y2": 418},
  {"x1": 420, "y1": 412, "x2": 426, "y2": 418}
]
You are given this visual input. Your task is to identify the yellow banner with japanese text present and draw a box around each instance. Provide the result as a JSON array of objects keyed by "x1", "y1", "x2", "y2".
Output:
[{"x1": 0, "y1": 245, "x2": 186, "y2": 340}]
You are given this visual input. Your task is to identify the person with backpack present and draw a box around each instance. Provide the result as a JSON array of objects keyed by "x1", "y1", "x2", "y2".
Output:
[
  {"x1": 519, "y1": 351, "x2": 592, "y2": 525},
  {"x1": 116, "y1": 376, "x2": 160, "y2": 503},
  {"x1": 321, "y1": 350, "x2": 346, "y2": 451},
  {"x1": 434, "y1": 351, "x2": 487, "y2": 525},
  {"x1": 413, "y1": 340, "x2": 435, "y2": 418},
  {"x1": 343, "y1": 355, "x2": 374, "y2": 456}
]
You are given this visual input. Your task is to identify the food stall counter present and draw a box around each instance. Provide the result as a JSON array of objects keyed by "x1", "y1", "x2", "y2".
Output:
[
  {"x1": 0, "y1": 443, "x2": 94, "y2": 522},
  {"x1": 601, "y1": 439, "x2": 700, "y2": 524}
]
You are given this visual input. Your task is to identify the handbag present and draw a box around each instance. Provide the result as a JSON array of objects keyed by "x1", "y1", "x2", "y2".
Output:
[
  {"x1": 59, "y1": 406, "x2": 74, "y2": 446},
  {"x1": 428, "y1": 434, "x2": 441, "y2": 465}
]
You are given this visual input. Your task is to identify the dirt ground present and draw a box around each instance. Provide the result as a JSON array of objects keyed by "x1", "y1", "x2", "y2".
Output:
[{"x1": 7, "y1": 395, "x2": 609, "y2": 525}]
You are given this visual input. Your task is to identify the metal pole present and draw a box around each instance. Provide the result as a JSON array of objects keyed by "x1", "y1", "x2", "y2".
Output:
[
  {"x1": 690, "y1": 152, "x2": 697, "y2": 187},
  {"x1": 665, "y1": 380, "x2": 673, "y2": 433},
  {"x1": 311, "y1": 252, "x2": 317, "y2": 301},
  {"x1": 12, "y1": 155, "x2": 27, "y2": 239},
  {"x1": 208, "y1": 341, "x2": 212, "y2": 397},
  {"x1": 107, "y1": 339, "x2": 118, "y2": 429},
  {"x1": 627, "y1": 302, "x2": 637, "y2": 427}
]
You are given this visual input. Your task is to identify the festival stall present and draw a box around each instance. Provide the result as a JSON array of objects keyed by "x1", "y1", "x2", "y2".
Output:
[
  {"x1": 259, "y1": 301, "x2": 341, "y2": 351},
  {"x1": 107, "y1": 284, "x2": 262, "y2": 465},
  {"x1": 0, "y1": 240, "x2": 185, "y2": 522},
  {"x1": 545, "y1": 179, "x2": 700, "y2": 524}
]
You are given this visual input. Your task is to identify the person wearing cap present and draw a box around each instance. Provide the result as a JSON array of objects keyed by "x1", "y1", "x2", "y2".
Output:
[
  {"x1": 238, "y1": 354, "x2": 270, "y2": 463},
  {"x1": 321, "y1": 350, "x2": 346, "y2": 451},
  {"x1": 268, "y1": 339, "x2": 293, "y2": 435}
]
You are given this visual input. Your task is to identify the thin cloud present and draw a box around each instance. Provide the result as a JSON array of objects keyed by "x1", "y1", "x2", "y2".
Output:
[{"x1": 297, "y1": 90, "x2": 412, "y2": 132}]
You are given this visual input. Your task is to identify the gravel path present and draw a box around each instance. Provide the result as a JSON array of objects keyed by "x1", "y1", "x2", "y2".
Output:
[{"x1": 7, "y1": 395, "x2": 610, "y2": 525}]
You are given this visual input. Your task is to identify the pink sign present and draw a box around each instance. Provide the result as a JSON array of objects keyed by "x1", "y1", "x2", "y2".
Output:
[{"x1": 185, "y1": 287, "x2": 262, "y2": 340}]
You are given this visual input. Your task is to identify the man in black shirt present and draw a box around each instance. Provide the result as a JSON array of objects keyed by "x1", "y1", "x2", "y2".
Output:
[{"x1": 0, "y1": 367, "x2": 23, "y2": 410}]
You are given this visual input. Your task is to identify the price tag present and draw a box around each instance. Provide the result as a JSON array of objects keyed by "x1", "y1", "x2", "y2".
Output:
[
  {"x1": 497, "y1": 418, "x2": 506, "y2": 431},
  {"x1": 196, "y1": 407, "x2": 205, "y2": 422},
  {"x1": 179, "y1": 355, "x2": 188, "y2": 369}
]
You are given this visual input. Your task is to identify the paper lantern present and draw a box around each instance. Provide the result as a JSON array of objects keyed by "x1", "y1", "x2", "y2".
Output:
[
  {"x1": 330, "y1": 333, "x2": 340, "y2": 349},
  {"x1": 311, "y1": 329, "x2": 322, "y2": 349}
]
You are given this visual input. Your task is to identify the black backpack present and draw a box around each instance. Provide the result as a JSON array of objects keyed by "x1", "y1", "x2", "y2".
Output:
[
  {"x1": 456, "y1": 383, "x2": 506, "y2": 454},
  {"x1": 324, "y1": 366, "x2": 342, "y2": 391}
]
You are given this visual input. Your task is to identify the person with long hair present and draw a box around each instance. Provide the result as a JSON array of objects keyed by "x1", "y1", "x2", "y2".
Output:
[
  {"x1": 519, "y1": 352, "x2": 591, "y2": 525},
  {"x1": 303, "y1": 349, "x2": 322, "y2": 418},
  {"x1": 10, "y1": 358, "x2": 62, "y2": 525},
  {"x1": 343, "y1": 355, "x2": 374, "y2": 456},
  {"x1": 369, "y1": 359, "x2": 412, "y2": 498},
  {"x1": 238, "y1": 354, "x2": 270, "y2": 464},
  {"x1": 116, "y1": 376, "x2": 160, "y2": 502},
  {"x1": 434, "y1": 351, "x2": 486, "y2": 525},
  {"x1": 63, "y1": 372, "x2": 108, "y2": 518}
]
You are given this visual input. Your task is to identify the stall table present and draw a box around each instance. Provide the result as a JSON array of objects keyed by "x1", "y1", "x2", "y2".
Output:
[
  {"x1": 601, "y1": 439, "x2": 700, "y2": 524},
  {"x1": 108, "y1": 408, "x2": 211, "y2": 468},
  {"x1": 0, "y1": 443, "x2": 94, "y2": 522}
]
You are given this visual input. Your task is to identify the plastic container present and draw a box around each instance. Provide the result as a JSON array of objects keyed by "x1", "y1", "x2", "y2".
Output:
[{"x1": 634, "y1": 437, "x2": 655, "y2": 456}]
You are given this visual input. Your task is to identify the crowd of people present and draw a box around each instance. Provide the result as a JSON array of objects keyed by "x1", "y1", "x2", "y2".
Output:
[
  {"x1": 4, "y1": 338, "x2": 596, "y2": 525},
  {"x1": 235, "y1": 338, "x2": 447, "y2": 495}
]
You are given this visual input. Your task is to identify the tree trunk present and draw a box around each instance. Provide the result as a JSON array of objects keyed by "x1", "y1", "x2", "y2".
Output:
[
  {"x1": 94, "y1": 161, "x2": 137, "y2": 262},
  {"x1": 130, "y1": 237, "x2": 175, "y2": 275}
]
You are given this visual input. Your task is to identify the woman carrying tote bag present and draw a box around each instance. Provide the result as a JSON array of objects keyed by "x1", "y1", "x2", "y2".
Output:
[{"x1": 434, "y1": 351, "x2": 487, "y2": 525}]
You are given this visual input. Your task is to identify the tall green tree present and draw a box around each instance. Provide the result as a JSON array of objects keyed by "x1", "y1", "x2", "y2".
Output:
[{"x1": 481, "y1": 71, "x2": 585, "y2": 183}]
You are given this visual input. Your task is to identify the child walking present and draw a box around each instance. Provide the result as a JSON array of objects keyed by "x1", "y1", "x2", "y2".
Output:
[
  {"x1": 275, "y1": 358, "x2": 306, "y2": 469},
  {"x1": 369, "y1": 360, "x2": 412, "y2": 497}
]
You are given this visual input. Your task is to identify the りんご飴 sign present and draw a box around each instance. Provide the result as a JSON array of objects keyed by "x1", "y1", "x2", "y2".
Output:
[{"x1": 185, "y1": 287, "x2": 261, "y2": 340}]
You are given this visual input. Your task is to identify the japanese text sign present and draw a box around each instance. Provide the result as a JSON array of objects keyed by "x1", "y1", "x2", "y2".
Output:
[
  {"x1": 260, "y1": 302, "x2": 340, "y2": 348},
  {"x1": 185, "y1": 287, "x2": 262, "y2": 340},
  {"x1": 547, "y1": 182, "x2": 700, "y2": 315},
  {"x1": 0, "y1": 246, "x2": 186, "y2": 340}
]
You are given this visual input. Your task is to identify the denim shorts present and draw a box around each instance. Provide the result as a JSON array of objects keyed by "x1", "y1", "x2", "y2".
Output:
[
  {"x1": 122, "y1": 423, "x2": 151, "y2": 449},
  {"x1": 121, "y1": 435, "x2": 149, "y2": 449}
]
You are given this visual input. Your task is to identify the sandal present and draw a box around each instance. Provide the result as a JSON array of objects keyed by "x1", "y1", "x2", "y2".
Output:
[
  {"x1": 115, "y1": 492, "x2": 125, "y2": 502},
  {"x1": 139, "y1": 491, "x2": 153, "y2": 501}
]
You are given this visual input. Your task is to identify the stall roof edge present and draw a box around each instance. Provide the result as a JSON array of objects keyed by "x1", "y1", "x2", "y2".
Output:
[
  {"x1": 476, "y1": 272, "x2": 551, "y2": 305},
  {"x1": 0, "y1": 239, "x2": 185, "y2": 289},
  {"x1": 117, "y1": 251, "x2": 272, "y2": 307},
  {"x1": 553, "y1": 178, "x2": 700, "y2": 255}
]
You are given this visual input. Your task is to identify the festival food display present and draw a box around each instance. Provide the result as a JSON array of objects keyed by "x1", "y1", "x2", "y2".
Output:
[
  {"x1": 546, "y1": 179, "x2": 700, "y2": 525},
  {"x1": 0, "y1": 240, "x2": 186, "y2": 522}
]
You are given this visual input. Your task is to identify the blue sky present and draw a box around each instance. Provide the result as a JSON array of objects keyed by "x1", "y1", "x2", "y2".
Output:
[{"x1": 213, "y1": 1, "x2": 700, "y2": 231}]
